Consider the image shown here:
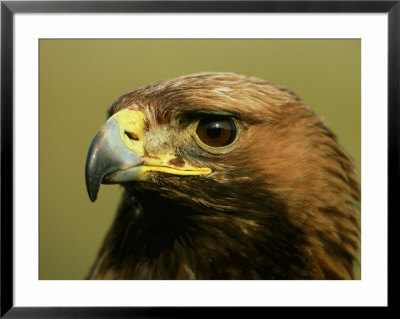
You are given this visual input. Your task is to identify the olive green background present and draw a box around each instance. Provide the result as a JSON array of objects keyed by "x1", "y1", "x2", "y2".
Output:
[{"x1": 39, "y1": 39, "x2": 361, "y2": 280}]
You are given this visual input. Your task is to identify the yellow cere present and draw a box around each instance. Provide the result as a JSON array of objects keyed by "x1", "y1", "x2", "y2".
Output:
[
  {"x1": 108, "y1": 109, "x2": 147, "y2": 157},
  {"x1": 107, "y1": 108, "x2": 212, "y2": 179}
]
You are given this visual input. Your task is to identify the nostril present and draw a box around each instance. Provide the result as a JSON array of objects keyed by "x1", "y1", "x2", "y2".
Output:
[{"x1": 125, "y1": 131, "x2": 139, "y2": 141}]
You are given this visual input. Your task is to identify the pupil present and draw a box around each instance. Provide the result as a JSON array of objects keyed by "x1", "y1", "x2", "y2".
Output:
[{"x1": 206, "y1": 123, "x2": 222, "y2": 138}]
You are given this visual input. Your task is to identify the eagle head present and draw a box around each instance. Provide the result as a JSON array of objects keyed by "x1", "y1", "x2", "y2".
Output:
[{"x1": 85, "y1": 73, "x2": 360, "y2": 280}]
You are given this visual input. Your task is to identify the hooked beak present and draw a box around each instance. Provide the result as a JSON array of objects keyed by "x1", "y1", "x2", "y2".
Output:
[
  {"x1": 85, "y1": 109, "x2": 211, "y2": 202},
  {"x1": 85, "y1": 118, "x2": 143, "y2": 202}
]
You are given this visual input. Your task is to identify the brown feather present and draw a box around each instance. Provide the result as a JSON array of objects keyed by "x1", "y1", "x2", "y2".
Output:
[{"x1": 88, "y1": 72, "x2": 360, "y2": 280}]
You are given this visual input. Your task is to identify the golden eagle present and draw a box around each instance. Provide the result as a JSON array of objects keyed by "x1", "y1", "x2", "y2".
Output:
[{"x1": 85, "y1": 73, "x2": 360, "y2": 280}]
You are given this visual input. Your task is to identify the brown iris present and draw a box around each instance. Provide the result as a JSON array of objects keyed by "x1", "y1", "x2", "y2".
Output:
[{"x1": 196, "y1": 116, "x2": 237, "y2": 147}]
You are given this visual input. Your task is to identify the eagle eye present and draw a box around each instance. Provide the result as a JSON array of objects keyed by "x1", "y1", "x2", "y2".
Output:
[{"x1": 196, "y1": 115, "x2": 237, "y2": 148}]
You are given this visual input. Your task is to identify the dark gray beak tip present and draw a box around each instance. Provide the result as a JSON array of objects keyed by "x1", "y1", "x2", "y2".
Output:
[
  {"x1": 85, "y1": 153, "x2": 101, "y2": 203},
  {"x1": 89, "y1": 192, "x2": 98, "y2": 203},
  {"x1": 87, "y1": 182, "x2": 99, "y2": 202}
]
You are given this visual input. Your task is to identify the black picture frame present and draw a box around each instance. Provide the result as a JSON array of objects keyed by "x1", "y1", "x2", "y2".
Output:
[{"x1": 1, "y1": 1, "x2": 396, "y2": 317}]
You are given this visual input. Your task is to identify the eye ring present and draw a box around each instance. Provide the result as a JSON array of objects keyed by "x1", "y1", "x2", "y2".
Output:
[{"x1": 193, "y1": 115, "x2": 240, "y2": 151}]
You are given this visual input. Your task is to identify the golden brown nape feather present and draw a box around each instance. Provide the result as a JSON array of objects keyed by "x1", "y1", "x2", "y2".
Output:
[{"x1": 88, "y1": 72, "x2": 360, "y2": 280}]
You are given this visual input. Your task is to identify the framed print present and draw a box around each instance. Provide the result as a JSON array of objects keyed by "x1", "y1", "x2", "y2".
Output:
[{"x1": 1, "y1": 0, "x2": 397, "y2": 317}]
